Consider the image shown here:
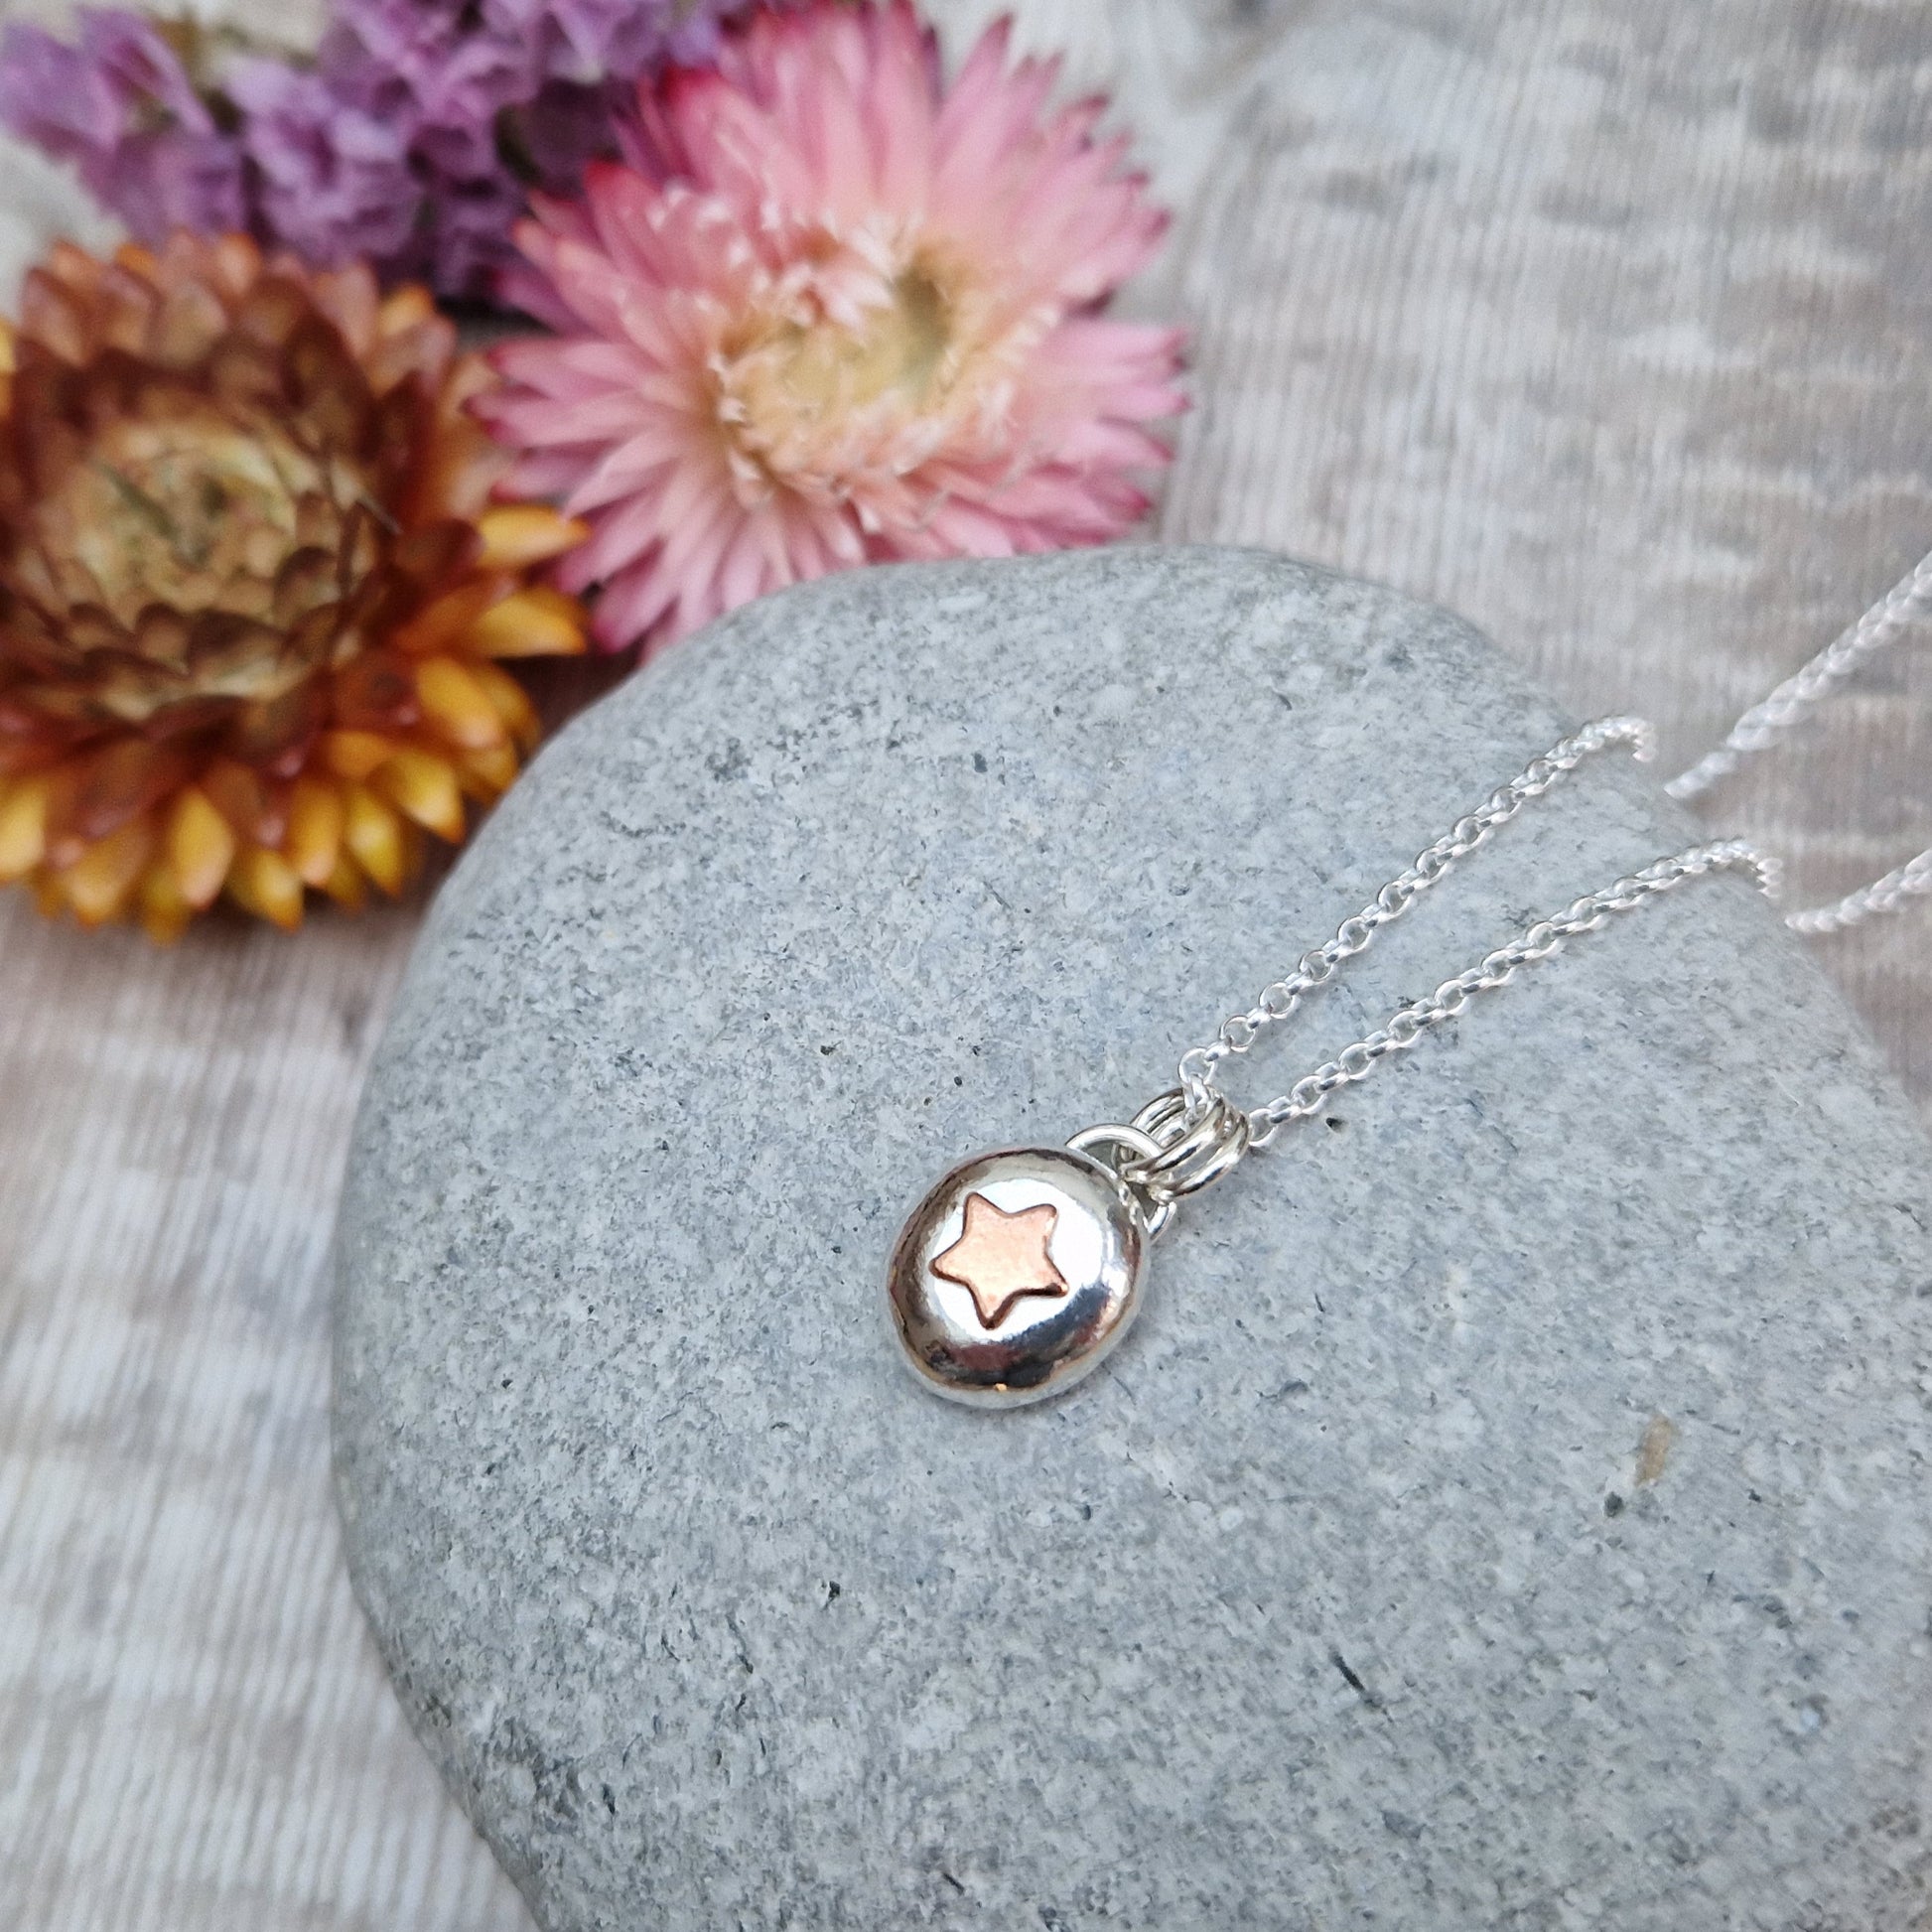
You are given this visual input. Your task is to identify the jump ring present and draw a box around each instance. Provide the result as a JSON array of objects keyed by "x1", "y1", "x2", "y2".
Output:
[
  {"x1": 1124, "y1": 1086, "x2": 1252, "y2": 1202},
  {"x1": 1065, "y1": 1123, "x2": 1175, "y2": 1239}
]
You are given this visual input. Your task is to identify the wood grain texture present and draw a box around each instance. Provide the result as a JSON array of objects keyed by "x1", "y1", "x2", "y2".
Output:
[{"x1": 2, "y1": 1, "x2": 1929, "y2": 1926}]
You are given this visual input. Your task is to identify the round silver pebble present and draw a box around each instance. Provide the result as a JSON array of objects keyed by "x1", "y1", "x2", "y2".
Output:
[{"x1": 886, "y1": 1145, "x2": 1147, "y2": 1407}]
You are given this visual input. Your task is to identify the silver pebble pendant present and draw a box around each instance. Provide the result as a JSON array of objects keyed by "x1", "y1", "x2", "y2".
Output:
[{"x1": 886, "y1": 1143, "x2": 1150, "y2": 1408}]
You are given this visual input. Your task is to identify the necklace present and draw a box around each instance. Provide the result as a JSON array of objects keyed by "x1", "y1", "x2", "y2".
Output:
[
  {"x1": 1670, "y1": 541, "x2": 1932, "y2": 933},
  {"x1": 886, "y1": 718, "x2": 1772, "y2": 1408}
]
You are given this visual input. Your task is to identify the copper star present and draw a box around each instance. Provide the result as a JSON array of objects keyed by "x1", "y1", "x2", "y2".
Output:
[{"x1": 930, "y1": 1192, "x2": 1069, "y2": 1328}]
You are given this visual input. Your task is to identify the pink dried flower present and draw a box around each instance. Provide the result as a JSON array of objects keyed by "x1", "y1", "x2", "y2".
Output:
[{"x1": 477, "y1": 0, "x2": 1186, "y2": 650}]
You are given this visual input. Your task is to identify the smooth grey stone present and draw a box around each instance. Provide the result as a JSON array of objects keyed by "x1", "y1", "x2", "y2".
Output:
[{"x1": 335, "y1": 546, "x2": 1932, "y2": 1931}]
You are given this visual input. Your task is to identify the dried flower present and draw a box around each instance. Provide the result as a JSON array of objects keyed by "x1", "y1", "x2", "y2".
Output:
[
  {"x1": 223, "y1": 58, "x2": 420, "y2": 272},
  {"x1": 318, "y1": 0, "x2": 752, "y2": 296},
  {"x1": 0, "y1": 234, "x2": 589, "y2": 940},
  {"x1": 0, "y1": 3, "x2": 751, "y2": 303},
  {"x1": 0, "y1": 9, "x2": 247, "y2": 242},
  {"x1": 478, "y1": 0, "x2": 1186, "y2": 651}
]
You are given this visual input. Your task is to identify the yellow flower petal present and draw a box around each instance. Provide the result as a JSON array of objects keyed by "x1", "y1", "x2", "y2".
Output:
[
  {"x1": 376, "y1": 286, "x2": 437, "y2": 337},
  {"x1": 467, "y1": 660, "x2": 541, "y2": 754},
  {"x1": 167, "y1": 785, "x2": 237, "y2": 909},
  {"x1": 139, "y1": 863, "x2": 193, "y2": 946},
  {"x1": 200, "y1": 760, "x2": 278, "y2": 847},
  {"x1": 343, "y1": 783, "x2": 408, "y2": 897},
  {"x1": 63, "y1": 817, "x2": 156, "y2": 926},
  {"x1": 469, "y1": 589, "x2": 587, "y2": 658},
  {"x1": 373, "y1": 748, "x2": 466, "y2": 842},
  {"x1": 475, "y1": 505, "x2": 590, "y2": 571},
  {"x1": 323, "y1": 731, "x2": 399, "y2": 781},
  {"x1": 286, "y1": 775, "x2": 345, "y2": 888},
  {"x1": 392, "y1": 582, "x2": 502, "y2": 657},
  {"x1": 0, "y1": 774, "x2": 52, "y2": 884},
  {"x1": 226, "y1": 845, "x2": 305, "y2": 931},
  {"x1": 417, "y1": 656, "x2": 508, "y2": 752},
  {"x1": 319, "y1": 849, "x2": 368, "y2": 912},
  {"x1": 456, "y1": 743, "x2": 519, "y2": 799}
]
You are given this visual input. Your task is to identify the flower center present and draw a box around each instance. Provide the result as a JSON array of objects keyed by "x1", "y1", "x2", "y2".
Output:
[
  {"x1": 721, "y1": 262, "x2": 965, "y2": 486},
  {"x1": 25, "y1": 402, "x2": 373, "y2": 640},
  {"x1": 772, "y1": 266, "x2": 951, "y2": 416}
]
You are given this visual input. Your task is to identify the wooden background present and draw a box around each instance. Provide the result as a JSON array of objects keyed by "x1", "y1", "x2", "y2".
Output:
[{"x1": 4, "y1": 1, "x2": 1930, "y2": 1925}]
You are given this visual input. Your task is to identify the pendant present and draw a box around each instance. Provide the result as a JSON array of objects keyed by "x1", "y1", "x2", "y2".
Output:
[
  {"x1": 886, "y1": 1144, "x2": 1150, "y2": 1408},
  {"x1": 886, "y1": 1090, "x2": 1255, "y2": 1407}
]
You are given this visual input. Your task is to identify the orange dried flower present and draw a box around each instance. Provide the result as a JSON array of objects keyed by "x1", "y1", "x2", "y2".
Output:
[{"x1": 0, "y1": 231, "x2": 589, "y2": 940}]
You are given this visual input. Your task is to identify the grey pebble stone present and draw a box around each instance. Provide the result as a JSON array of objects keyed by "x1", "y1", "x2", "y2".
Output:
[{"x1": 335, "y1": 546, "x2": 1932, "y2": 1930}]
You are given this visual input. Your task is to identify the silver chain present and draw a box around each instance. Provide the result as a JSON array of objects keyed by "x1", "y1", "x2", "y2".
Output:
[
  {"x1": 1661, "y1": 542, "x2": 1932, "y2": 935},
  {"x1": 1668, "y1": 543, "x2": 1932, "y2": 804},
  {"x1": 1236, "y1": 837, "x2": 1772, "y2": 1148},
  {"x1": 1078, "y1": 722, "x2": 1775, "y2": 1231},
  {"x1": 1173, "y1": 715, "x2": 1656, "y2": 1113},
  {"x1": 1785, "y1": 845, "x2": 1932, "y2": 936}
]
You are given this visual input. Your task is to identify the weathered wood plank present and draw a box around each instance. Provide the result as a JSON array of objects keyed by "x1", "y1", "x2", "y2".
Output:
[
  {"x1": 0, "y1": 893, "x2": 535, "y2": 1930},
  {"x1": 2, "y1": 0, "x2": 1928, "y2": 1926}
]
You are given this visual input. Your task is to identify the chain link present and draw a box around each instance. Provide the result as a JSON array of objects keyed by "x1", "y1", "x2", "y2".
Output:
[
  {"x1": 1242, "y1": 839, "x2": 1775, "y2": 1148},
  {"x1": 1175, "y1": 716, "x2": 1655, "y2": 1110}
]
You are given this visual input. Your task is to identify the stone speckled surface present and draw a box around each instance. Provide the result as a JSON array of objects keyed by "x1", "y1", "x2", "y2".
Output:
[{"x1": 335, "y1": 547, "x2": 1932, "y2": 1930}]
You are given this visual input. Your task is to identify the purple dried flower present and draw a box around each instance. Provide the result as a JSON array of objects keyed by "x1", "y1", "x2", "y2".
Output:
[
  {"x1": 516, "y1": 76, "x2": 632, "y2": 192},
  {"x1": 420, "y1": 174, "x2": 531, "y2": 297},
  {"x1": 326, "y1": 0, "x2": 536, "y2": 163},
  {"x1": 225, "y1": 59, "x2": 419, "y2": 270},
  {"x1": 0, "y1": 9, "x2": 246, "y2": 241},
  {"x1": 486, "y1": 0, "x2": 736, "y2": 79},
  {"x1": 0, "y1": 0, "x2": 751, "y2": 303},
  {"x1": 315, "y1": 0, "x2": 753, "y2": 298}
]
